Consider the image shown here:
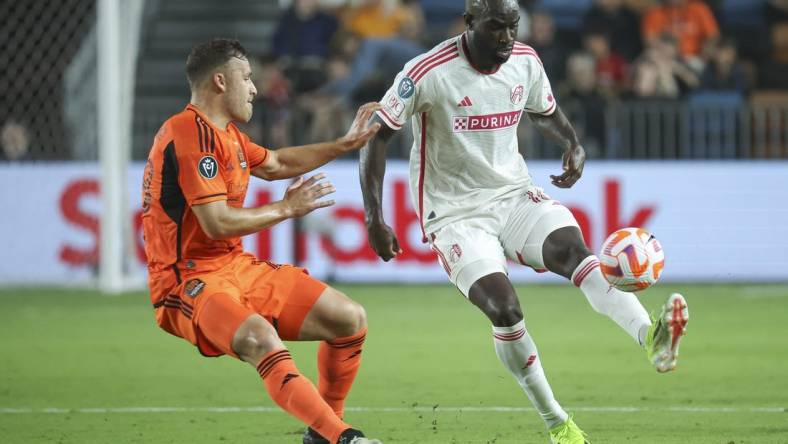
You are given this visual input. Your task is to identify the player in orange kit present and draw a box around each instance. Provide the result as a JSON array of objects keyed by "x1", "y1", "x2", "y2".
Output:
[{"x1": 141, "y1": 38, "x2": 382, "y2": 444}]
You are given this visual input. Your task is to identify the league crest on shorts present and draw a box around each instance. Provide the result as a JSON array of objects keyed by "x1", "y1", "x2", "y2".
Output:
[
  {"x1": 510, "y1": 84, "x2": 524, "y2": 105},
  {"x1": 449, "y1": 244, "x2": 463, "y2": 263},
  {"x1": 184, "y1": 279, "x2": 206, "y2": 298},
  {"x1": 198, "y1": 156, "x2": 218, "y2": 179},
  {"x1": 397, "y1": 76, "x2": 415, "y2": 99}
]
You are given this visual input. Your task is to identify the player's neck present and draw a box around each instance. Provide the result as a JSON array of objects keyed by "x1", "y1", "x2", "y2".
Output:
[
  {"x1": 465, "y1": 34, "x2": 500, "y2": 72},
  {"x1": 190, "y1": 96, "x2": 232, "y2": 130}
]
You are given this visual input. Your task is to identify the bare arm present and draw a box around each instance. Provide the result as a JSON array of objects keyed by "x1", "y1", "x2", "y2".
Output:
[
  {"x1": 253, "y1": 102, "x2": 381, "y2": 181},
  {"x1": 192, "y1": 174, "x2": 335, "y2": 240},
  {"x1": 528, "y1": 106, "x2": 586, "y2": 189},
  {"x1": 359, "y1": 115, "x2": 401, "y2": 261}
]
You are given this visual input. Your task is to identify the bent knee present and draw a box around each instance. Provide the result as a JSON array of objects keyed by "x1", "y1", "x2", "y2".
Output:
[
  {"x1": 231, "y1": 316, "x2": 283, "y2": 363},
  {"x1": 486, "y1": 303, "x2": 523, "y2": 327},
  {"x1": 331, "y1": 297, "x2": 367, "y2": 338}
]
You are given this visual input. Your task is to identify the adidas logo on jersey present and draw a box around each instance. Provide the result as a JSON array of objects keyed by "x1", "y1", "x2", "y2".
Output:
[{"x1": 457, "y1": 96, "x2": 473, "y2": 107}]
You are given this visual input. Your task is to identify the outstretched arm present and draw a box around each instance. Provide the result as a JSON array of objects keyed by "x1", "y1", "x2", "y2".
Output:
[
  {"x1": 359, "y1": 115, "x2": 401, "y2": 261},
  {"x1": 192, "y1": 174, "x2": 335, "y2": 240},
  {"x1": 253, "y1": 102, "x2": 381, "y2": 181},
  {"x1": 528, "y1": 106, "x2": 586, "y2": 189}
]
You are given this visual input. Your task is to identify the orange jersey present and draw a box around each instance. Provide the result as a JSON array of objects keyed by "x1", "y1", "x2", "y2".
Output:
[
  {"x1": 642, "y1": 1, "x2": 719, "y2": 57},
  {"x1": 141, "y1": 104, "x2": 269, "y2": 302}
]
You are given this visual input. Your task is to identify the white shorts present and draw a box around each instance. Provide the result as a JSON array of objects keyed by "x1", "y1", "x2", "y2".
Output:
[{"x1": 429, "y1": 186, "x2": 579, "y2": 296}]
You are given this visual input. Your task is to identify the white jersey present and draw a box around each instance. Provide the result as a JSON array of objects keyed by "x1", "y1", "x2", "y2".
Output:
[{"x1": 376, "y1": 33, "x2": 557, "y2": 236}]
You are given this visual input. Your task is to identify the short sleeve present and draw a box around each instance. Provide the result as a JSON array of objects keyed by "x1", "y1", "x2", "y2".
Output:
[
  {"x1": 173, "y1": 128, "x2": 227, "y2": 206},
  {"x1": 524, "y1": 57, "x2": 557, "y2": 116},
  {"x1": 376, "y1": 69, "x2": 427, "y2": 131},
  {"x1": 239, "y1": 131, "x2": 269, "y2": 169}
]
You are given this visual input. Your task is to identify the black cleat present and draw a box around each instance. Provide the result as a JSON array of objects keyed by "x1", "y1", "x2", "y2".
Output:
[
  {"x1": 337, "y1": 428, "x2": 382, "y2": 444},
  {"x1": 302, "y1": 427, "x2": 329, "y2": 444}
]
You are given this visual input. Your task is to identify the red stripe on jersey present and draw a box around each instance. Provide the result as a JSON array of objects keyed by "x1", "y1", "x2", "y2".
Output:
[
  {"x1": 539, "y1": 99, "x2": 557, "y2": 116},
  {"x1": 413, "y1": 52, "x2": 459, "y2": 83},
  {"x1": 418, "y1": 112, "x2": 428, "y2": 243},
  {"x1": 512, "y1": 49, "x2": 543, "y2": 66},
  {"x1": 407, "y1": 43, "x2": 457, "y2": 79},
  {"x1": 376, "y1": 108, "x2": 403, "y2": 130}
]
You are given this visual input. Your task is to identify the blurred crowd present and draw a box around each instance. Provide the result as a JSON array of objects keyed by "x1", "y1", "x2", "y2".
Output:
[{"x1": 243, "y1": 0, "x2": 788, "y2": 154}]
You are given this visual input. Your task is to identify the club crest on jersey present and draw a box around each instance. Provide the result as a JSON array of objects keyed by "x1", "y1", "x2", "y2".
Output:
[
  {"x1": 449, "y1": 244, "x2": 463, "y2": 263},
  {"x1": 397, "y1": 76, "x2": 415, "y2": 99},
  {"x1": 452, "y1": 110, "x2": 522, "y2": 133},
  {"x1": 510, "y1": 84, "x2": 524, "y2": 105},
  {"x1": 198, "y1": 156, "x2": 218, "y2": 179},
  {"x1": 184, "y1": 279, "x2": 205, "y2": 298}
]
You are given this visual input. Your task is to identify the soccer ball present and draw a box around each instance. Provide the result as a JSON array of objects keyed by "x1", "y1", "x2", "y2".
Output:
[{"x1": 599, "y1": 227, "x2": 664, "y2": 292}]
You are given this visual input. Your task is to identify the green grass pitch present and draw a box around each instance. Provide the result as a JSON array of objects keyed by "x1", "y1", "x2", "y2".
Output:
[{"x1": 1, "y1": 284, "x2": 786, "y2": 443}]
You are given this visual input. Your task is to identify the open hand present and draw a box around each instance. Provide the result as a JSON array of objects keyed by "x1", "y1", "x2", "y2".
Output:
[
  {"x1": 338, "y1": 102, "x2": 382, "y2": 151},
  {"x1": 282, "y1": 173, "x2": 336, "y2": 218}
]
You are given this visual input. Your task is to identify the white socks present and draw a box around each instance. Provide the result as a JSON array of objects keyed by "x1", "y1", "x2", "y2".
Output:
[
  {"x1": 572, "y1": 255, "x2": 652, "y2": 345},
  {"x1": 492, "y1": 320, "x2": 568, "y2": 429}
]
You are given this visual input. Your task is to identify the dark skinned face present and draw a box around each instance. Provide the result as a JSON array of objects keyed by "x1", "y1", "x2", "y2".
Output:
[{"x1": 466, "y1": 2, "x2": 520, "y2": 68}]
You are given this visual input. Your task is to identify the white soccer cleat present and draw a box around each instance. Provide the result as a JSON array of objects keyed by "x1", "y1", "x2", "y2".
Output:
[
  {"x1": 645, "y1": 293, "x2": 689, "y2": 373},
  {"x1": 349, "y1": 438, "x2": 382, "y2": 444}
]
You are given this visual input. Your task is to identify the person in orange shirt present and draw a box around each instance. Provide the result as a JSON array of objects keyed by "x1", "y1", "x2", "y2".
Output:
[
  {"x1": 342, "y1": 0, "x2": 413, "y2": 39},
  {"x1": 141, "y1": 38, "x2": 382, "y2": 444},
  {"x1": 642, "y1": 0, "x2": 719, "y2": 62}
]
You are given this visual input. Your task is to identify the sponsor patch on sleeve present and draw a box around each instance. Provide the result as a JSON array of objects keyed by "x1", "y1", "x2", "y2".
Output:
[{"x1": 386, "y1": 95, "x2": 406, "y2": 118}]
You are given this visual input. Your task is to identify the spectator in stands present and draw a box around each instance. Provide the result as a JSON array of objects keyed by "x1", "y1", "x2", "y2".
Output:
[
  {"x1": 632, "y1": 34, "x2": 699, "y2": 99},
  {"x1": 699, "y1": 38, "x2": 747, "y2": 93},
  {"x1": 642, "y1": 0, "x2": 720, "y2": 69},
  {"x1": 0, "y1": 120, "x2": 30, "y2": 161},
  {"x1": 341, "y1": 0, "x2": 415, "y2": 39},
  {"x1": 527, "y1": 10, "x2": 568, "y2": 83},
  {"x1": 583, "y1": 0, "x2": 642, "y2": 61},
  {"x1": 583, "y1": 29, "x2": 629, "y2": 98},
  {"x1": 759, "y1": 0, "x2": 788, "y2": 88},
  {"x1": 248, "y1": 56, "x2": 292, "y2": 148},
  {"x1": 559, "y1": 52, "x2": 608, "y2": 156},
  {"x1": 322, "y1": 0, "x2": 426, "y2": 106},
  {"x1": 272, "y1": 0, "x2": 339, "y2": 93}
]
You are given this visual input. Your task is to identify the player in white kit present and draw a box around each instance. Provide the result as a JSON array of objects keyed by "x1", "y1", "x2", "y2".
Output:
[{"x1": 359, "y1": 1, "x2": 689, "y2": 443}]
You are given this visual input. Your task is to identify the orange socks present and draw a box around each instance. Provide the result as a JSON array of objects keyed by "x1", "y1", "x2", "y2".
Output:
[
  {"x1": 257, "y1": 349, "x2": 349, "y2": 443},
  {"x1": 317, "y1": 327, "x2": 367, "y2": 418}
]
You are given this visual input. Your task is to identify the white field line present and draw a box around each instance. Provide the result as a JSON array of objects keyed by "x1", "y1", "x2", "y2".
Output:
[{"x1": 0, "y1": 406, "x2": 783, "y2": 414}]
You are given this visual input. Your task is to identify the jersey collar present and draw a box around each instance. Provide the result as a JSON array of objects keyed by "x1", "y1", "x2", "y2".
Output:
[{"x1": 185, "y1": 103, "x2": 234, "y2": 134}]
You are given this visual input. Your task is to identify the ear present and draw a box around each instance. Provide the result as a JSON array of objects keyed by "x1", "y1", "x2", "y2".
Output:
[
  {"x1": 463, "y1": 13, "x2": 474, "y2": 29},
  {"x1": 211, "y1": 72, "x2": 227, "y2": 93}
]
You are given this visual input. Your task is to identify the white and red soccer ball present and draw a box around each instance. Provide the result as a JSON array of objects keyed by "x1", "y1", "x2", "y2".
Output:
[{"x1": 599, "y1": 227, "x2": 665, "y2": 292}]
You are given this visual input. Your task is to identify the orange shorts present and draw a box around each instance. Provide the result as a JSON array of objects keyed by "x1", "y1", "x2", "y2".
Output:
[{"x1": 152, "y1": 253, "x2": 327, "y2": 357}]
